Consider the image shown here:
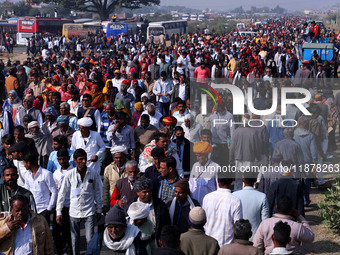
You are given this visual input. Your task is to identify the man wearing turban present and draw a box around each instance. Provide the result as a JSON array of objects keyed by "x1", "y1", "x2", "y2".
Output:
[
  {"x1": 70, "y1": 117, "x2": 106, "y2": 174},
  {"x1": 189, "y1": 141, "x2": 219, "y2": 205},
  {"x1": 102, "y1": 145, "x2": 128, "y2": 213}
]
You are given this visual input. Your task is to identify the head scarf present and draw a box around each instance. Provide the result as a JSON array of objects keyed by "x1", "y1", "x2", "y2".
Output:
[
  {"x1": 67, "y1": 77, "x2": 74, "y2": 84},
  {"x1": 103, "y1": 73, "x2": 111, "y2": 79},
  {"x1": 53, "y1": 74, "x2": 61, "y2": 83},
  {"x1": 78, "y1": 72, "x2": 88, "y2": 81},
  {"x1": 115, "y1": 98, "x2": 125, "y2": 110},
  {"x1": 8, "y1": 90, "x2": 21, "y2": 104},
  {"x1": 33, "y1": 99, "x2": 42, "y2": 111},
  {"x1": 134, "y1": 102, "x2": 143, "y2": 112},
  {"x1": 57, "y1": 115, "x2": 69, "y2": 124},
  {"x1": 24, "y1": 88, "x2": 34, "y2": 97},
  {"x1": 44, "y1": 106, "x2": 58, "y2": 117},
  {"x1": 91, "y1": 85, "x2": 99, "y2": 93}
]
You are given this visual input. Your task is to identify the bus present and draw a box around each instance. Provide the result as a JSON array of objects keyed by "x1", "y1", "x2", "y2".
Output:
[
  {"x1": 101, "y1": 21, "x2": 111, "y2": 34},
  {"x1": 0, "y1": 23, "x2": 17, "y2": 46},
  {"x1": 17, "y1": 17, "x2": 73, "y2": 45},
  {"x1": 62, "y1": 23, "x2": 102, "y2": 41},
  {"x1": 104, "y1": 22, "x2": 138, "y2": 38},
  {"x1": 73, "y1": 18, "x2": 94, "y2": 24},
  {"x1": 233, "y1": 31, "x2": 257, "y2": 37},
  {"x1": 147, "y1": 20, "x2": 188, "y2": 42},
  {"x1": 8, "y1": 18, "x2": 18, "y2": 24}
]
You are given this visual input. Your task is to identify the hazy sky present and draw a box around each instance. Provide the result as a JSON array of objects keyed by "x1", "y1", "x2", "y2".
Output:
[{"x1": 160, "y1": 0, "x2": 340, "y2": 11}]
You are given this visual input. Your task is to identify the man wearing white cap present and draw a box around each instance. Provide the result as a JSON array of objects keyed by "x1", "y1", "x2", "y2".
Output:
[
  {"x1": 141, "y1": 92, "x2": 151, "y2": 110},
  {"x1": 102, "y1": 145, "x2": 128, "y2": 213},
  {"x1": 70, "y1": 117, "x2": 105, "y2": 174},
  {"x1": 180, "y1": 207, "x2": 220, "y2": 255}
]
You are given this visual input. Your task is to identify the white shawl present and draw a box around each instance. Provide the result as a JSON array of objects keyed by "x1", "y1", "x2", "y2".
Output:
[
  {"x1": 104, "y1": 224, "x2": 140, "y2": 255},
  {"x1": 169, "y1": 196, "x2": 195, "y2": 225}
]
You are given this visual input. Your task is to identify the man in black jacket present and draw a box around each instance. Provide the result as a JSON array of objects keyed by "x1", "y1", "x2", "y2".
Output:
[{"x1": 172, "y1": 126, "x2": 192, "y2": 175}]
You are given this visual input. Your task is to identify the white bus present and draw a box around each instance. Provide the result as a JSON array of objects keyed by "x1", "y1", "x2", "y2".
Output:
[
  {"x1": 198, "y1": 15, "x2": 205, "y2": 21},
  {"x1": 190, "y1": 14, "x2": 197, "y2": 21},
  {"x1": 182, "y1": 14, "x2": 189, "y2": 21},
  {"x1": 147, "y1": 20, "x2": 188, "y2": 42}
]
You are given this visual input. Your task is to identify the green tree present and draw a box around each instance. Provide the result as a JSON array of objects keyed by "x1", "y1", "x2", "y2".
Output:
[
  {"x1": 11, "y1": 1, "x2": 32, "y2": 17},
  {"x1": 30, "y1": 0, "x2": 160, "y2": 21}
]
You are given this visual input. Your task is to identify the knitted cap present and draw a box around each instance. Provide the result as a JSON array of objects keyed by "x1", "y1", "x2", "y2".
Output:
[
  {"x1": 174, "y1": 178, "x2": 189, "y2": 193},
  {"x1": 188, "y1": 207, "x2": 206, "y2": 228},
  {"x1": 105, "y1": 205, "x2": 127, "y2": 226}
]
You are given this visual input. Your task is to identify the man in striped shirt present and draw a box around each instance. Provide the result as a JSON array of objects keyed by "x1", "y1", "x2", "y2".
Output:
[{"x1": 202, "y1": 174, "x2": 242, "y2": 247}]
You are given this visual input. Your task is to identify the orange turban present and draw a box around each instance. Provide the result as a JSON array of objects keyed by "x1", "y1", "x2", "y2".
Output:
[{"x1": 193, "y1": 142, "x2": 213, "y2": 154}]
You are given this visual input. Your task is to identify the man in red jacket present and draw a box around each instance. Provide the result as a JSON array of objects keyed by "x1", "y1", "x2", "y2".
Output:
[{"x1": 310, "y1": 21, "x2": 320, "y2": 43}]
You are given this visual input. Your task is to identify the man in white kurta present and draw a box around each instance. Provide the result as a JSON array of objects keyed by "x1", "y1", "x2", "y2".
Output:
[
  {"x1": 71, "y1": 117, "x2": 105, "y2": 174},
  {"x1": 189, "y1": 141, "x2": 218, "y2": 205}
]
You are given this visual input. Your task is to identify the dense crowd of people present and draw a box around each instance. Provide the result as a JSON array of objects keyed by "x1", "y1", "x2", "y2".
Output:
[{"x1": 0, "y1": 16, "x2": 339, "y2": 255}]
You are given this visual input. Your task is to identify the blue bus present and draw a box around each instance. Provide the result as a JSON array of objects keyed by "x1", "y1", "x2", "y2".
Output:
[{"x1": 105, "y1": 22, "x2": 138, "y2": 38}]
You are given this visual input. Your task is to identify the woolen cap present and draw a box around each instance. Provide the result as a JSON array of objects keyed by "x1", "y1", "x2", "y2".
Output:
[
  {"x1": 174, "y1": 178, "x2": 189, "y2": 193},
  {"x1": 105, "y1": 204, "x2": 127, "y2": 226}
]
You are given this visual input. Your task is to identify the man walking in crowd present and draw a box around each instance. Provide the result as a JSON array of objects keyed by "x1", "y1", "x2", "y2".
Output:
[
  {"x1": 153, "y1": 71, "x2": 173, "y2": 116},
  {"x1": 218, "y1": 219, "x2": 262, "y2": 255},
  {"x1": 233, "y1": 178, "x2": 269, "y2": 240},
  {"x1": 52, "y1": 148, "x2": 73, "y2": 255},
  {"x1": 102, "y1": 145, "x2": 128, "y2": 213},
  {"x1": 189, "y1": 141, "x2": 218, "y2": 205},
  {"x1": 180, "y1": 206, "x2": 220, "y2": 255},
  {"x1": 56, "y1": 149, "x2": 103, "y2": 255},
  {"x1": 23, "y1": 150, "x2": 57, "y2": 224},
  {"x1": 253, "y1": 197, "x2": 314, "y2": 254},
  {"x1": 203, "y1": 174, "x2": 242, "y2": 246},
  {"x1": 103, "y1": 204, "x2": 147, "y2": 254},
  {"x1": 71, "y1": 117, "x2": 105, "y2": 174}
]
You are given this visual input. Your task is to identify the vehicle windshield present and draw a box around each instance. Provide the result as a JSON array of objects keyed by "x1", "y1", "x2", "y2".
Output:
[{"x1": 149, "y1": 27, "x2": 164, "y2": 36}]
